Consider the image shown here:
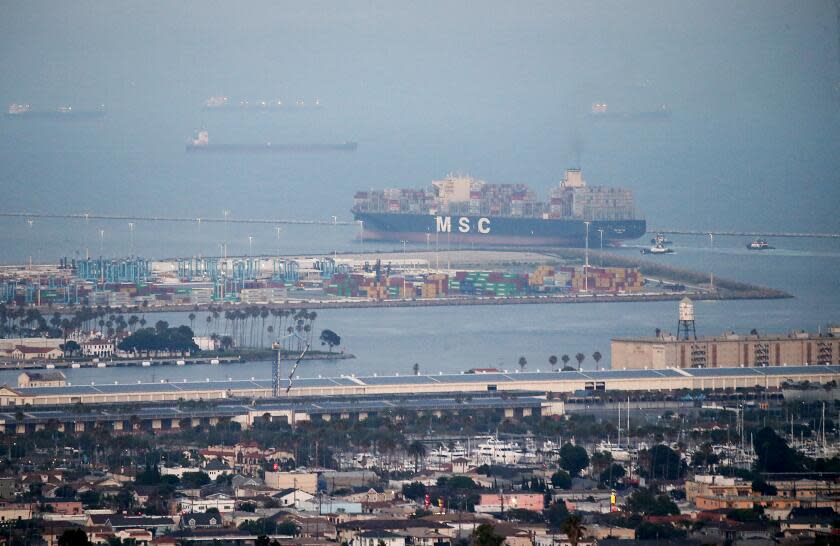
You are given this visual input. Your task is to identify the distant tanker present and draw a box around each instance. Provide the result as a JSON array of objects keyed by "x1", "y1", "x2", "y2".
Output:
[
  {"x1": 185, "y1": 131, "x2": 357, "y2": 153},
  {"x1": 5, "y1": 103, "x2": 106, "y2": 120}
]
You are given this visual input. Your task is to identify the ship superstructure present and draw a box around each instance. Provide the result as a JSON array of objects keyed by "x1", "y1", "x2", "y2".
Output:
[{"x1": 352, "y1": 169, "x2": 646, "y2": 246}]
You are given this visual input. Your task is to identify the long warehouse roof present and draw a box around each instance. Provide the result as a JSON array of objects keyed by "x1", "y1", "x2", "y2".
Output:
[{"x1": 9, "y1": 365, "x2": 839, "y2": 397}]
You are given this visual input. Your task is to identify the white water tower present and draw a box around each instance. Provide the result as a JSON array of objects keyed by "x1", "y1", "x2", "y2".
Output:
[{"x1": 677, "y1": 297, "x2": 697, "y2": 340}]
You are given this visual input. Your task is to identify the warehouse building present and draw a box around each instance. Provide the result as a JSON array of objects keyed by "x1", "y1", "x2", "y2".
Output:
[{"x1": 612, "y1": 326, "x2": 840, "y2": 370}]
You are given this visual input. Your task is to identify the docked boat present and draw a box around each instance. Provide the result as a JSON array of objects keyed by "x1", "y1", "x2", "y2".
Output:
[
  {"x1": 746, "y1": 239, "x2": 774, "y2": 250},
  {"x1": 474, "y1": 437, "x2": 524, "y2": 465}
]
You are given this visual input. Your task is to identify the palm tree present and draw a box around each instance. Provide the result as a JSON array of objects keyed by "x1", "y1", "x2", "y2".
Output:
[
  {"x1": 407, "y1": 441, "x2": 426, "y2": 473},
  {"x1": 561, "y1": 354, "x2": 570, "y2": 368},
  {"x1": 549, "y1": 355, "x2": 558, "y2": 370},
  {"x1": 592, "y1": 351, "x2": 602, "y2": 370},
  {"x1": 518, "y1": 356, "x2": 527, "y2": 372},
  {"x1": 188, "y1": 313, "x2": 196, "y2": 331},
  {"x1": 412, "y1": 362, "x2": 420, "y2": 376},
  {"x1": 561, "y1": 514, "x2": 585, "y2": 546},
  {"x1": 574, "y1": 352, "x2": 585, "y2": 370}
]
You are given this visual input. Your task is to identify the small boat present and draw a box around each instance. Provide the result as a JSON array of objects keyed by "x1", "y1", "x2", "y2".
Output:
[
  {"x1": 641, "y1": 243, "x2": 674, "y2": 255},
  {"x1": 649, "y1": 233, "x2": 672, "y2": 245},
  {"x1": 141, "y1": 361, "x2": 151, "y2": 367},
  {"x1": 746, "y1": 239, "x2": 774, "y2": 250},
  {"x1": 176, "y1": 360, "x2": 186, "y2": 366}
]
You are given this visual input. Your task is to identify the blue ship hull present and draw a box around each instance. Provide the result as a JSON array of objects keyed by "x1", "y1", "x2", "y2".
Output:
[{"x1": 353, "y1": 212, "x2": 646, "y2": 247}]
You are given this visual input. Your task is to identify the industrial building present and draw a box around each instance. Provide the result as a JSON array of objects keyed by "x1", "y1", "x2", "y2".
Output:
[
  {"x1": 0, "y1": 365, "x2": 837, "y2": 408},
  {"x1": 612, "y1": 328, "x2": 840, "y2": 370}
]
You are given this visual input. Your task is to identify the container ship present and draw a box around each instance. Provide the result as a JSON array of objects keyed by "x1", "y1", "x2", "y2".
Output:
[
  {"x1": 352, "y1": 169, "x2": 646, "y2": 247},
  {"x1": 588, "y1": 102, "x2": 671, "y2": 122},
  {"x1": 185, "y1": 131, "x2": 357, "y2": 153},
  {"x1": 5, "y1": 103, "x2": 106, "y2": 120},
  {"x1": 202, "y1": 96, "x2": 322, "y2": 111}
]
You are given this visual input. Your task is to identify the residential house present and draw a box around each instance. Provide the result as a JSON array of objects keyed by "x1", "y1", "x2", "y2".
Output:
[
  {"x1": 275, "y1": 488, "x2": 315, "y2": 507},
  {"x1": 180, "y1": 512, "x2": 223, "y2": 529},
  {"x1": 780, "y1": 507, "x2": 836, "y2": 537},
  {"x1": 203, "y1": 459, "x2": 234, "y2": 480},
  {"x1": 0, "y1": 501, "x2": 35, "y2": 521},
  {"x1": 352, "y1": 530, "x2": 406, "y2": 546},
  {"x1": 178, "y1": 493, "x2": 236, "y2": 514},
  {"x1": 87, "y1": 514, "x2": 177, "y2": 535}
]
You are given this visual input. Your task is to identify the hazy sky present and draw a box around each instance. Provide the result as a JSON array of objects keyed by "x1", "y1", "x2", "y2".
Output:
[{"x1": 1, "y1": 0, "x2": 839, "y2": 234}]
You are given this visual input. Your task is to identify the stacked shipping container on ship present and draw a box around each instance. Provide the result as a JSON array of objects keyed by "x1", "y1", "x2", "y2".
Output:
[{"x1": 352, "y1": 169, "x2": 646, "y2": 246}]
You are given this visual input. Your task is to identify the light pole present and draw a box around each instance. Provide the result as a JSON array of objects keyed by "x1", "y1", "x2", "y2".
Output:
[
  {"x1": 357, "y1": 220, "x2": 364, "y2": 244},
  {"x1": 99, "y1": 228, "x2": 105, "y2": 256},
  {"x1": 223, "y1": 209, "x2": 230, "y2": 258},
  {"x1": 709, "y1": 232, "x2": 714, "y2": 248},
  {"x1": 400, "y1": 240, "x2": 408, "y2": 298},
  {"x1": 128, "y1": 222, "x2": 135, "y2": 255},
  {"x1": 27, "y1": 218, "x2": 34, "y2": 269},
  {"x1": 597, "y1": 228, "x2": 604, "y2": 266},
  {"x1": 583, "y1": 221, "x2": 590, "y2": 293},
  {"x1": 248, "y1": 235, "x2": 254, "y2": 257},
  {"x1": 275, "y1": 227, "x2": 282, "y2": 257}
]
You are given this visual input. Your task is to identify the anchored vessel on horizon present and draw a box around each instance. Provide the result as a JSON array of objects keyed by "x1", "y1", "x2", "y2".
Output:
[
  {"x1": 352, "y1": 169, "x2": 646, "y2": 247},
  {"x1": 6, "y1": 103, "x2": 106, "y2": 120},
  {"x1": 185, "y1": 130, "x2": 357, "y2": 153}
]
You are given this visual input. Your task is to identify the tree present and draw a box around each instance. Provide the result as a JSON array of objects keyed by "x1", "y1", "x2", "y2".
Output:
[
  {"x1": 58, "y1": 529, "x2": 90, "y2": 546},
  {"x1": 635, "y1": 522, "x2": 685, "y2": 541},
  {"x1": 549, "y1": 355, "x2": 558, "y2": 370},
  {"x1": 640, "y1": 444, "x2": 685, "y2": 481},
  {"x1": 518, "y1": 356, "x2": 527, "y2": 372},
  {"x1": 625, "y1": 487, "x2": 679, "y2": 516},
  {"x1": 559, "y1": 443, "x2": 590, "y2": 476},
  {"x1": 412, "y1": 362, "x2": 420, "y2": 375},
  {"x1": 574, "y1": 353, "x2": 585, "y2": 370},
  {"x1": 561, "y1": 514, "x2": 585, "y2": 546},
  {"x1": 545, "y1": 501, "x2": 569, "y2": 530},
  {"x1": 752, "y1": 479, "x2": 778, "y2": 496},
  {"x1": 319, "y1": 329, "x2": 341, "y2": 352},
  {"x1": 599, "y1": 464, "x2": 626, "y2": 488},
  {"x1": 407, "y1": 441, "x2": 426, "y2": 473},
  {"x1": 472, "y1": 524, "x2": 504, "y2": 546},
  {"x1": 402, "y1": 482, "x2": 426, "y2": 501},
  {"x1": 550, "y1": 470, "x2": 572, "y2": 489},
  {"x1": 592, "y1": 351, "x2": 602, "y2": 369},
  {"x1": 504, "y1": 509, "x2": 544, "y2": 524},
  {"x1": 561, "y1": 354, "x2": 570, "y2": 368},
  {"x1": 61, "y1": 340, "x2": 81, "y2": 358},
  {"x1": 753, "y1": 427, "x2": 803, "y2": 473},
  {"x1": 255, "y1": 536, "x2": 270, "y2": 546}
]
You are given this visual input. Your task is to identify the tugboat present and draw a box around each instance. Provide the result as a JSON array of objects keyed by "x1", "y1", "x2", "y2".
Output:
[
  {"x1": 650, "y1": 233, "x2": 672, "y2": 246},
  {"x1": 746, "y1": 239, "x2": 774, "y2": 250},
  {"x1": 641, "y1": 243, "x2": 674, "y2": 255}
]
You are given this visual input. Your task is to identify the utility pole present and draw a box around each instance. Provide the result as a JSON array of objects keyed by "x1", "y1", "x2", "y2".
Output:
[{"x1": 583, "y1": 221, "x2": 590, "y2": 292}]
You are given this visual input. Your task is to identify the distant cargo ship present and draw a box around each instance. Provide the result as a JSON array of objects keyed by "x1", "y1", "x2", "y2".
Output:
[
  {"x1": 352, "y1": 169, "x2": 646, "y2": 247},
  {"x1": 5, "y1": 103, "x2": 106, "y2": 120},
  {"x1": 185, "y1": 131, "x2": 357, "y2": 153},
  {"x1": 202, "y1": 96, "x2": 322, "y2": 111},
  {"x1": 589, "y1": 102, "x2": 671, "y2": 121}
]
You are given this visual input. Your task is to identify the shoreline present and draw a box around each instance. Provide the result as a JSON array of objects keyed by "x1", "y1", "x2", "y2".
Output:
[
  {"x1": 15, "y1": 288, "x2": 791, "y2": 316},
  {"x1": 0, "y1": 350, "x2": 355, "y2": 370}
]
